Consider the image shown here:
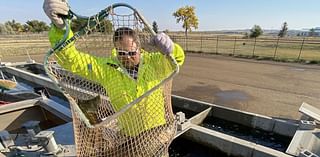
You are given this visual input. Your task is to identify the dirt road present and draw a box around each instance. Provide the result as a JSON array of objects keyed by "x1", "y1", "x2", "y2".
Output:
[{"x1": 3, "y1": 53, "x2": 320, "y2": 119}]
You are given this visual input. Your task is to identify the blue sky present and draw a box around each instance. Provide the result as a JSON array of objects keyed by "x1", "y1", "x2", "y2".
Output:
[{"x1": 0, "y1": 0, "x2": 319, "y2": 31}]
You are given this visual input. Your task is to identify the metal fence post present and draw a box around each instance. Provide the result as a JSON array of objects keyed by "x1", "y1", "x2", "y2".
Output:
[
  {"x1": 233, "y1": 37, "x2": 237, "y2": 56},
  {"x1": 252, "y1": 37, "x2": 257, "y2": 57},
  {"x1": 171, "y1": 35, "x2": 175, "y2": 42},
  {"x1": 216, "y1": 36, "x2": 219, "y2": 54},
  {"x1": 297, "y1": 38, "x2": 305, "y2": 60},
  {"x1": 274, "y1": 37, "x2": 280, "y2": 59},
  {"x1": 185, "y1": 35, "x2": 188, "y2": 51},
  {"x1": 200, "y1": 35, "x2": 203, "y2": 52}
]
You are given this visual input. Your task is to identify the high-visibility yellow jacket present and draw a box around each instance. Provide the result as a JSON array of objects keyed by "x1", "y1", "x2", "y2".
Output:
[{"x1": 49, "y1": 25, "x2": 185, "y2": 136}]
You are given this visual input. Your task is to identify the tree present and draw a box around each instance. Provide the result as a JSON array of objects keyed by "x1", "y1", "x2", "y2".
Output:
[
  {"x1": 38, "y1": 21, "x2": 50, "y2": 32},
  {"x1": 152, "y1": 21, "x2": 158, "y2": 33},
  {"x1": 97, "y1": 20, "x2": 113, "y2": 33},
  {"x1": 5, "y1": 20, "x2": 23, "y2": 34},
  {"x1": 249, "y1": 25, "x2": 263, "y2": 38},
  {"x1": 4, "y1": 21, "x2": 15, "y2": 34},
  {"x1": 22, "y1": 24, "x2": 32, "y2": 32},
  {"x1": 71, "y1": 19, "x2": 112, "y2": 33},
  {"x1": 173, "y1": 6, "x2": 199, "y2": 38},
  {"x1": 1, "y1": 19, "x2": 49, "y2": 34},
  {"x1": 278, "y1": 22, "x2": 288, "y2": 37},
  {"x1": 71, "y1": 18, "x2": 87, "y2": 32},
  {"x1": 309, "y1": 28, "x2": 316, "y2": 37},
  {"x1": 26, "y1": 20, "x2": 49, "y2": 33},
  {"x1": 243, "y1": 32, "x2": 249, "y2": 39},
  {"x1": 0, "y1": 23, "x2": 7, "y2": 34}
]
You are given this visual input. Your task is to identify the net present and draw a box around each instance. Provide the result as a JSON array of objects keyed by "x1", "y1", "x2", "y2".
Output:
[{"x1": 45, "y1": 4, "x2": 178, "y2": 157}]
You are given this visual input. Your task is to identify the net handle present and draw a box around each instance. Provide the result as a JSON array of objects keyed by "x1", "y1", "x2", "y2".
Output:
[{"x1": 45, "y1": 3, "x2": 155, "y2": 55}]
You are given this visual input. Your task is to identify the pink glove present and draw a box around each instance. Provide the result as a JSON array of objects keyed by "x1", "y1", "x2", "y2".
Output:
[
  {"x1": 152, "y1": 33, "x2": 174, "y2": 55},
  {"x1": 43, "y1": 0, "x2": 69, "y2": 29}
]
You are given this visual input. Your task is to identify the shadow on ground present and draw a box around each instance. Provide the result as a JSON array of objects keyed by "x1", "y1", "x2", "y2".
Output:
[{"x1": 173, "y1": 82, "x2": 252, "y2": 110}]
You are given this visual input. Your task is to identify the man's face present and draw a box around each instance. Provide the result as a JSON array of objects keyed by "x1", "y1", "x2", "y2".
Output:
[{"x1": 115, "y1": 35, "x2": 140, "y2": 69}]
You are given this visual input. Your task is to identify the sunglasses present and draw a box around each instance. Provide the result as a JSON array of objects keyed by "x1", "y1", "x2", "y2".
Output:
[{"x1": 117, "y1": 50, "x2": 137, "y2": 56}]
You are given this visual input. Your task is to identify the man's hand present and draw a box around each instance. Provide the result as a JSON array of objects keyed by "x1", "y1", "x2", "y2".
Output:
[
  {"x1": 152, "y1": 33, "x2": 174, "y2": 55},
  {"x1": 43, "y1": 0, "x2": 69, "y2": 29}
]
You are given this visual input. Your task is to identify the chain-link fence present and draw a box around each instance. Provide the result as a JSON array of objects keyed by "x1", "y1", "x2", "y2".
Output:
[
  {"x1": 1, "y1": 33, "x2": 320, "y2": 62},
  {"x1": 0, "y1": 33, "x2": 49, "y2": 57},
  {"x1": 171, "y1": 35, "x2": 320, "y2": 62}
]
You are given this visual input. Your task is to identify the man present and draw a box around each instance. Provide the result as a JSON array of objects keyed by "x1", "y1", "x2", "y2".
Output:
[{"x1": 44, "y1": 0, "x2": 185, "y2": 156}]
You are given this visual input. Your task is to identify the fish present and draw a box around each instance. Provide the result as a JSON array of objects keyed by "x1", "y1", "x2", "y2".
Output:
[
  {"x1": 78, "y1": 95, "x2": 102, "y2": 125},
  {"x1": 0, "y1": 80, "x2": 17, "y2": 91}
]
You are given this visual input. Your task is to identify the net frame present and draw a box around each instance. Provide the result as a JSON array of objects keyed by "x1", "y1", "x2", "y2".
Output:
[{"x1": 44, "y1": 3, "x2": 179, "y2": 157}]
